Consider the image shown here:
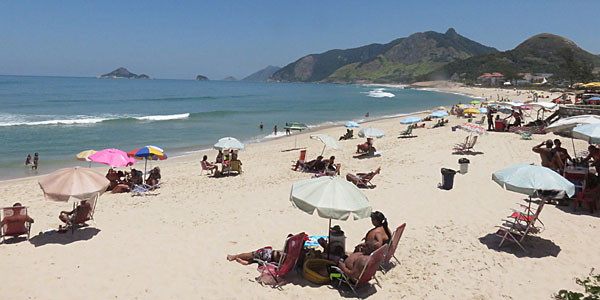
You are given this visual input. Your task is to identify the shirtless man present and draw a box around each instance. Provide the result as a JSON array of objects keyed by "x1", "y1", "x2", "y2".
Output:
[
  {"x1": 532, "y1": 140, "x2": 563, "y2": 171},
  {"x1": 583, "y1": 145, "x2": 600, "y2": 174},
  {"x1": 336, "y1": 240, "x2": 377, "y2": 282},
  {"x1": 59, "y1": 200, "x2": 92, "y2": 230}
]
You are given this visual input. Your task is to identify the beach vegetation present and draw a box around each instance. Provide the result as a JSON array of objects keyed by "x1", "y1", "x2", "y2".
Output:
[{"x1": 554, "y1": 270, "x2": 600, "y2": 300}]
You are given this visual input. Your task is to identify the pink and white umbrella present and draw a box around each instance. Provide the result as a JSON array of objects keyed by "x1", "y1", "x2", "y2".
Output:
[{"x1": 88, "y1": 148, "x2": 136, "y2": 168}]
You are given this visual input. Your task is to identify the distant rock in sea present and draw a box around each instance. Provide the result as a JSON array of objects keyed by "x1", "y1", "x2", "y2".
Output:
[
  {"x1": 98, "y1": 67, "x2": 150, "y2": 79},
  {"x1": 222, "y1": 76, "x2": 237, "y2": 81},
  {"x1": 242, "y1": 65, "x2": 281, "y2": 82},
  {"x1": 196, "y1": 75, "x2": 209, "y2": 81}
]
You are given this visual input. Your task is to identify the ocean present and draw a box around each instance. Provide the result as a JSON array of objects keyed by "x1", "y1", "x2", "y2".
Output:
[{"x1": 0, "y1": 75, "x2": 471, "y2": 180}]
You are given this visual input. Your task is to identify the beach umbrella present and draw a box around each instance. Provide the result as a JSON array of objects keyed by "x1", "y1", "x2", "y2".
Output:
[
  {"x1": 456, "y1": 123, "x2": 488, "y2": 135},
  {"x1": 588, "y1": 97, "x2": 600, "y2": 101},
  {"x1": 285, "y1": 122, "x2": 309, "y2": 148},
  {"x1": 213, "y1": 137, "x2": 245, "y2": 151},
  {"x1": 463, "y1": 108, "x2": 480, "y2": 114},
  {"x1": 429, "y1": 110, "x2": 448, "y2": 118},
  {"x1": 38, "y1": 167, "x2": 110, "y2": 202},
  {"x1": 492, "y1": 164, "x2": 575, "y2": 198},
  {"x1": 88, "y1": 149, "x2": 136, "y2": 168},
  {"x1": 358, "y1": 127, "x2": 385, "y2": 138},
  {"x1": 498, "y1": 106, "x2": 513, "y2": 114},
  {"x1": 76, "y1": 149, "x2": 97, "y2": 167},
  {"x1": 400, "y1": 117, "x2": 422, "y2": 124},
  {"x1": 478, "y1": 107, "x2": 488, "y2": 114},
  {"x1": 545, "y1": 115, "x2": 600, "y2": 133},
  {"x1": 470, "y1": 100, "x2": 480, "y2": 104},
  {"x1": 344, "y1": 121, "x2": 360, "y2": 128},
  {"x1": 436, "y1": 106, "x2": 446, "y2": 111},
  {"x1": 127, "y1": 145, "x2": 167, "y2": 176},
  {"x1": 290, "y1": 176, "x2": 372, "y2": 257},
  {"x1": 572, "y1": 123, "x2": 600, "y2": 144},
  {"x1": 310, "y1": 134, "x2": 343, "y2": 155}
]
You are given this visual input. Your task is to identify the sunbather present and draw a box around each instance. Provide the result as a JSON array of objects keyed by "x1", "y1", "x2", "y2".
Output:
[
  {"x1": 202, "y1": 155, "x2": 218, "y2": 174},
  {"x1": 295, "y1": 156, "x2": 323, "y2": 171},
  {"x1": 105, "y1": 168, "x2": 119, "y2": 191},
  {"x1": 146, "y1": 167, "x2": 161, "y2": 187},
  {"x1": 356, "y1": 138, "x2": 375, "y2": 154},
  {"x1": 354, "y1": 211, "x2": 391, "y2": 252},
  {"x1": 335, "y1": 241, "x2": 376, "y2": 282},
  {"x1": 226, "y1": 234, "x2": 293, "y2": 265},
  {"x1": 346, "y1": 167, "x2": 380, "y2": 187},
  {"x1": 58, "y1": 200, "x2": 92, "y2": 230},
  {"x1": 339, "y1": 129, "x2": 353, "y2": 140}
]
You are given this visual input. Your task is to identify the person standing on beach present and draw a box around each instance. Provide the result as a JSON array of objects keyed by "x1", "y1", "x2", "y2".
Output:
[
  {"x1": 487, "y1": 109, "x2": 494, "y2": 131},
  {"x1": 273, "y1": 125, "x2": 278, "y2": 135},
  {"x1": 32, "y1": 153, "x2": 39, "y2": 170},
  {"x1": 259, "y1": 122, "x2": 263, "y2": 130}
]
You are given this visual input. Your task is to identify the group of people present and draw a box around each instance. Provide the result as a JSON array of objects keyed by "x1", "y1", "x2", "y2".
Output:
[
  {"x1": 106, "y1": 167, "x2": 160, "y2": 193},
  {"x1": 227, "y1": 211, "x2": 392, "y2": 282},
  {"x1": 294, "y1": 155, "x2": 337, "y2": 175},
  {"x1": 202, "y1": 149, "x2": 243, "y2": 176},
  {"x1": 24, "y1": 153, "x2": 39, "y2": 170},
  {"x1": 2, "y1": 200, "x2": 93, "y2": 234},
  {"x1": 486, "y1": 109, "x2": 522, "y2": 131},
  {"x1": 532, "y1": 139, "x2": 571, "y2": 173}
]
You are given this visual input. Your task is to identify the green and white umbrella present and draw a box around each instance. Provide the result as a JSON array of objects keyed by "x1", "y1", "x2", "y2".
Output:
[
  {"x1": 358, "y1": 127, "x2": 385, "y2": 138},
  {"x1": 492, "y1": 164, "x2": 575, "y2": 197},
  {"x1": 310, "y1": 134, "x2": 343, "y2": 155},
  {"x1": 213, "y1": 137, "x2": 245, "y2": 151}
]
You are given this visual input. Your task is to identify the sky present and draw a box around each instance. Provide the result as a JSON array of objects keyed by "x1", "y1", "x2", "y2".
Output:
[{"x1": 1, "y1": 0, "x2": 599, "y2": 80}]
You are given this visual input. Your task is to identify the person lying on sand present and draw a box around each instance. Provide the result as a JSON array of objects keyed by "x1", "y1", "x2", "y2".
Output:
[
  {"x1": 294, "y1": 155, "x2": 323, "y2": 171},
  {"x1": 227, "y1": 234, "x2": 293, "y2": 265}
]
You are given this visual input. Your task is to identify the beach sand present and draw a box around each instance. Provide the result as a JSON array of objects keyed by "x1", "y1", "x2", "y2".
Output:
[{"x1": 1, "y1": 85, "x2": 598, "y2": 299}]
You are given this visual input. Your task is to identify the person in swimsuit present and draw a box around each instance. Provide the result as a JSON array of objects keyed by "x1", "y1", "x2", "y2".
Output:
[
  {"x1": 226, "y1": 234, "x2": 293, "y2": 265},
  {"x1": 353, "y1": 211, "x2": 391, "y2": 252},
  {"x1": 32, "y1": 153, "x2": 39, "y2": 170},
  {"x1": 533, "y1": 140, "x2": 563, "y2": 172},
  {"x1": 25, "y1": 154, "x2": 32, "y2": 166},
  {"x1": 584, "y1": 145, "x2": 600, "y2": 174}
]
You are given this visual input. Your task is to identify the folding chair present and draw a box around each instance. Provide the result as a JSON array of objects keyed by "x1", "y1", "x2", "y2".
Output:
[
  {"x1": 495, "y1": 200, "x2": 545, "y2": 252},
  {"x1": 381, "y1": 223, "x2": 406, "y2": 273},
  {"x1": 1, "y1": 206, "x2": 32, "y2": 242},
  {"x1": 331, "y1": 245, "x2": 386, "y2": 296},
  {"x1": 255, "y1": 232, "x2": 306, "y2": 288}
]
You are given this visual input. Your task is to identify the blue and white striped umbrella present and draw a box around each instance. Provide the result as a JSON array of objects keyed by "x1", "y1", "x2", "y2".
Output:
[
  {"x1": 344, "y1": 121, "x2": 360, "y2": 128},
  {"x1": 400, "y1": 117, "x2": 422, "y2": 124}
]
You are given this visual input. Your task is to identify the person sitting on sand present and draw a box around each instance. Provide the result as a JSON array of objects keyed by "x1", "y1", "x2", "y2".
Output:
[
  {"x1": 202, "y1": 155, "x2": 218, "y2": 174},
  {"x1": 356, "y1": 138, "x2": 375, "y2": 154},
  {"x1": 146, "y1": 167, "x2": 161, "y2": 187},
  {"x1": 227, "y1": 234, "x2": 293, "y2": 265},
  {"x1": 322, "y1": 155, "x2": 338, "y2": 174},
  {"x1": 105, "y1": 168, "x2": 119, "y2": 191},
  {"x1": 533, "y1": 140, "x2": 563, "y2": 172},
  {"x1": 339, "y1": 129, "x2": 353, "y2": 140},
  {"x1": 1, "y1": 202, "x2": 34, "y2": 228},
  {"x1": 58, "y1": 200, "x2": 92, "y2": 230}
]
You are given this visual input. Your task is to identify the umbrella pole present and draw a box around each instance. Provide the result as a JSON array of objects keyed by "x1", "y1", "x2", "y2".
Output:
[
  {"x1": 321, "y1": 145, "x2": 326, "y2": 156},
  {"x1": 327, "y1": 218, "x2": 331, "y2": 259},
  {"x1": 571, "y1": 137, "x2": 576, "y2": 157},
  {"x1": 144, "y1": 159, "x2": 148, "y2": 181}
]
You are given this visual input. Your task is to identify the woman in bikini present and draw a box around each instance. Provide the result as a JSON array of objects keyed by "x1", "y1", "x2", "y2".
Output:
[{"x1": 353, "y1": 211, "x2": 392, "y2": 252}]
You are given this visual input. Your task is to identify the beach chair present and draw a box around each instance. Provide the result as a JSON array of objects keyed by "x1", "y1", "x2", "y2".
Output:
[
  {"x1": 255, "y1": 232, "x2": 306, "y2": 288},
  {"x1": 399, "y1": 125, "x2": 414, "y2": 138},
  {"x1": 229, "y1": 161, "x2": 243, "y2": 174},
  {"x1": 381, "y1": 223, "x2": 406, "y2": 273},
  {"x1": 331, "y1": 245, "x2": 386, "y2": 296},
  {"x1": 292, "y1": 150, "x2": 307, "y2": 169},
  {"x1": 69, "y1": 198, "x2": 97, "y2": 233},
  {"x1": 346, "y1": 167, "x2": 381, "y2": 188},
  {"x1": 465, "y1": 135, "x2": 478, "y2": 151},
  {"x1": 1, "y1": 206, "x2": 32, "y2": 242},
  {"x1": 495, "y1": 201, "x2": 545, "y2": 252},
  {"x1": 452, "y1": 136, "x2": 471, "y2": 152},
  {"x1": 431, "y1": 120, "x2": 442, "y2": 128},
  {"x1": 200, "y1": 161, "x2": 216, "y2": 175},
  {"x1": 519, "y1": 126, "x2": 537, "y2": 140},
  {"x1": 475, "y1": 116, "x2": 486, "y2": 125},
  {"x1": 573, "y1": 186, "x2": 598, "y2": 213},
  {"x1": 132, "y1": 182, "x2": 162, "y2": 197}
]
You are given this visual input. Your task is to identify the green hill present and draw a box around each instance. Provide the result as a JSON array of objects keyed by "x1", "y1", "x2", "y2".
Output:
[
  {"x1": 270, "y1": 28, "x2": 498, "y2": 83},
  {"x1": 428, "y1": 33, "x2": 600, "y2": 81}
]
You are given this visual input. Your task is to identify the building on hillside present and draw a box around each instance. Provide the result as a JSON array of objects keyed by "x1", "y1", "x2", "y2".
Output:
[
  {"x1": 477, "y1": 72, "x2": 504, "y2": 86},
  {"x1": 532, "y1": 73, "x2": 553, "y2": 83}
]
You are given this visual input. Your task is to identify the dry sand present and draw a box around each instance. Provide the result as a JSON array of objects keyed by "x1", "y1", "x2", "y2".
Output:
[{"x1": 1, "y1": 84, "x2": 598, "y2": 299}]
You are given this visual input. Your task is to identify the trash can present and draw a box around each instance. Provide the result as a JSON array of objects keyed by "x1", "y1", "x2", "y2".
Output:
[
  {"x1": 451, "y1": 126, "x2": 457, "y2": 132},
  {"x1": 440, "y1": 168, "x2": 456, "y2": 190},
  {"x1": 458, "y1": 158, "x2": 470, "y2": 174}
]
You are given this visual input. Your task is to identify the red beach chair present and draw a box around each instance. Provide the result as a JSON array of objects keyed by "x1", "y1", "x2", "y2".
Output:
[
  {"x1": 381, "y1": 223, "x2": 406, "y2": 272},
  {"x1": 292, "y1": 150, "x2": 307, "y2": 170},
  {"x1": 573, "y1": 186, "x2": 598, "y2": 213},
  {"x1": 69, "y1": 199, "x2": 97, "y2": 233},
  {"x1": 256, "y1": 232, "x2": 306, "y2": 288},
  {"x1": 1, "y1": 206, "x2": 32, "y2": 242},
  {"x1": 332, "y1": 245, "x2": 386, "y2": 296},
  {"x1": 495, "y1": 201, "x2": 545, "y2": 252}
]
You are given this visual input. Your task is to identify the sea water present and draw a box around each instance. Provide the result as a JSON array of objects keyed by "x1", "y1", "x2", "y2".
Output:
[{"x1": 0, "y1": 75, "x2": 471, "y2": 180}]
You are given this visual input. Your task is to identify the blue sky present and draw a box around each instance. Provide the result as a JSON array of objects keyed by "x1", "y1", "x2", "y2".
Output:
[{"x1": 1, "y1": 0, "x2": 598, "y2": 80}]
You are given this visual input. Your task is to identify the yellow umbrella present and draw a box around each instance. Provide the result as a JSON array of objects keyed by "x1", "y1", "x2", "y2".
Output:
[
  {"x1": 76, "y1": 150, "x2": 97, "y2": 167},
  {"x1": 583, "y1": 82, "x2": 600, "y2": 89},
  {"x1": 437, "y1": 106, "x2": 446, "y2": 111},
  {"x1": 463, "y1": 108, "x2": 481, "y2": 114}
]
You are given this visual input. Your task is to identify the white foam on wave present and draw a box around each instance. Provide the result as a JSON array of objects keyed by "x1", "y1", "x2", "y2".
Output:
[
  {"x1": 135, "y1": 113, "x2": 190, "y2": 121},
  {"x1": 364, "y1": 88, "x2": 395, "y2": 98},
  {"x1": 0, "y1": 117, "x2": 110, "y2": 127}
]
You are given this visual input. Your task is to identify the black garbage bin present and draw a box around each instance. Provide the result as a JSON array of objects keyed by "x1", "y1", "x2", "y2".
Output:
[{"x1": 441, "y1": 168, "x2": 457, "y2": 190}]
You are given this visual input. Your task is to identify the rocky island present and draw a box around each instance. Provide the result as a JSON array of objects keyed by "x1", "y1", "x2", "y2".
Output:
[
  {"x1": 196, "y1": 75, "x2": 209, "y2": 81},
  {"x1": 98, "y1": 67, "x2": 150, "y2": 79}
]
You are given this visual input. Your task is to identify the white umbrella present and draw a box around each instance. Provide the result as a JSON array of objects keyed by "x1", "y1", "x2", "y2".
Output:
[
  {"x1": 358, "y1": 127, "x2": 385, "y2": 138},
  {"x1": 38, "y1": 167, "x2": 110, "y2": 202},
  {"x1": 213, "y1": 137, "x2": 245, "y2": 151},
  {"x1": 492, "y1": 164, "x2": 575, "y2": 197},
  {"x1": 310, "y1": 134, "x2": 343, "y2": 155},
  {"x1": 545, "y1": 115, "x2": 600, "y2": 133},
  {"x1": 572, "y1": 123, "x2": 600, "y2": 144}
]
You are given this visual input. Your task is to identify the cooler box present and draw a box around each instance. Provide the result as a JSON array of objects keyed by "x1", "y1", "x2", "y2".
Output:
[{"x1": 495, "y1": 121, "x2": 505, "y2": 131}]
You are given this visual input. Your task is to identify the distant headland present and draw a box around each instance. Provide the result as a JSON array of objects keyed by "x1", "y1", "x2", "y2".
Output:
[
  {"x1": 196, "y1": 75, "x2": 209, "y2": 81},
  {"x1": 98, "y1": 67, "x2": 150, "y2": 79}
]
